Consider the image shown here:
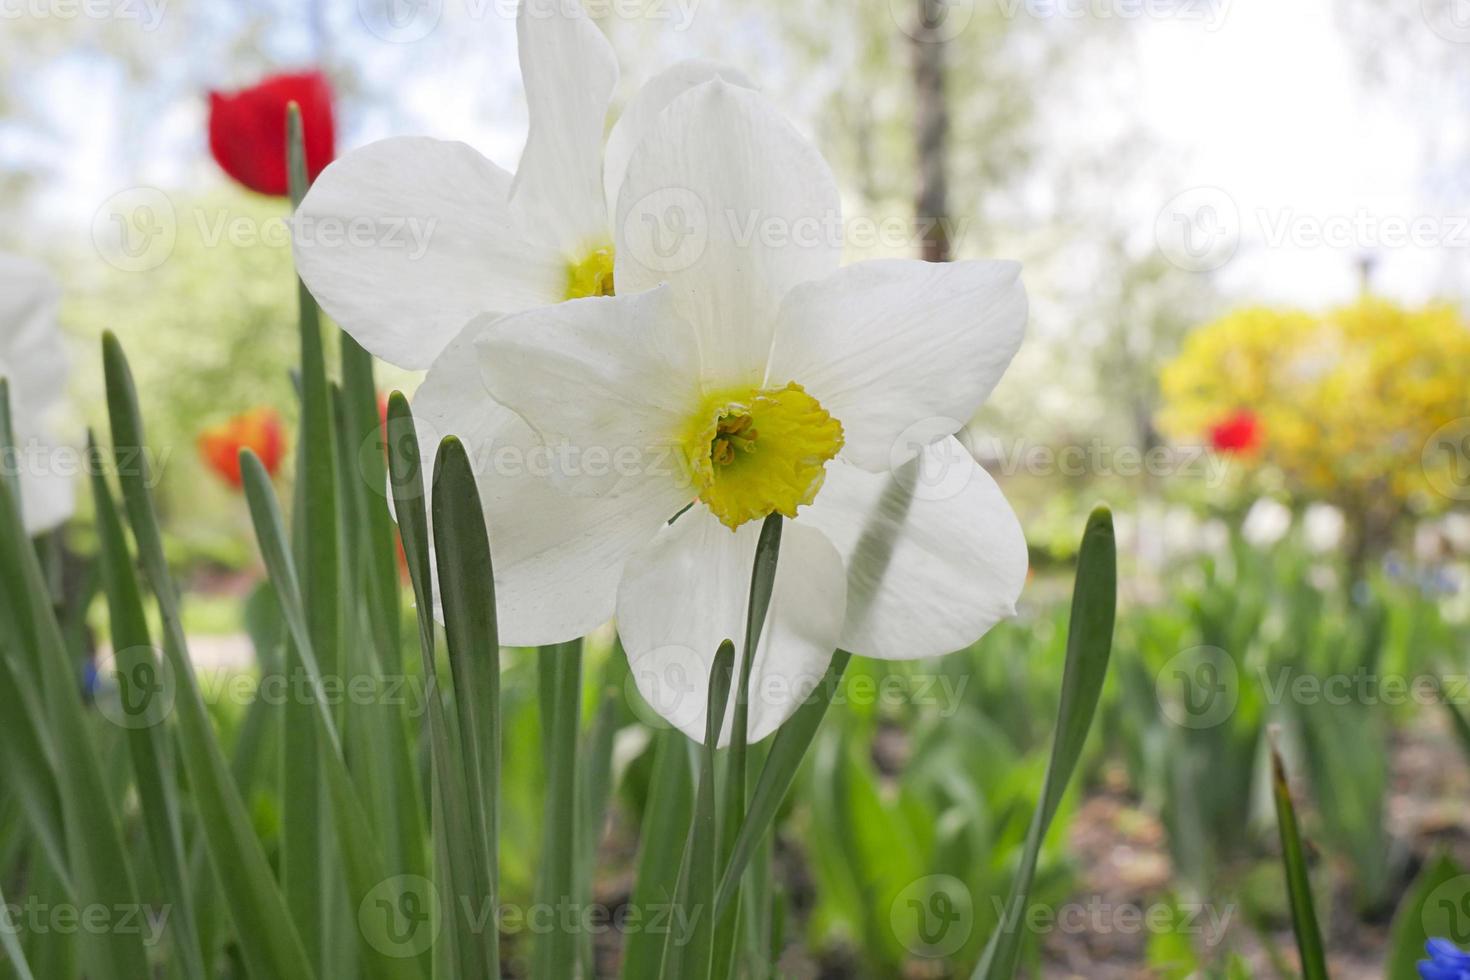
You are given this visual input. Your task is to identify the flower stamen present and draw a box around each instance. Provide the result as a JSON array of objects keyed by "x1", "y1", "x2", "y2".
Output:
[{"x1": 683, "y1": 381, "x2": 843, "y2": 529}]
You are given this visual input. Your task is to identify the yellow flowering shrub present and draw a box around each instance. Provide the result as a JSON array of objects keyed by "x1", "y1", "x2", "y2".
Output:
[{"x1": 1159, "y1": 298, "x2": 1470, "y2": 518}]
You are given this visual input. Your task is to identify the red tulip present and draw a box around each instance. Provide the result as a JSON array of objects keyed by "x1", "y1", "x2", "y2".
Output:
[
  {"x1": 198, "y1": 408, "x2": 287, "y2": 488},
  {"x1": 208, "y1": 71, "x2": 335, "y2": 196},
  {"x1": 1209, "y1": 409, "x2": 1262, "y2": 454}
]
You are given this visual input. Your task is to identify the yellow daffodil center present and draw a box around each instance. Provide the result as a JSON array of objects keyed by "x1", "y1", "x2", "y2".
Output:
[
  {"x1": 564, "y1": 246, "x2": 615, "y2": 300},
  {"x1": 683, "y1": 381, "x2": 844, "y2": 530}
]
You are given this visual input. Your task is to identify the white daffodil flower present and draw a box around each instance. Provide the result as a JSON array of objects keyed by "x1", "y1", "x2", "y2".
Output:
[
  {"x1": 474, "y1": 81, "x2": 1030, "y2": 743},
  {"x1": 292, "y1": 0, "x2": 751, "y2": 644},
  {"x1": 0, "y1": 254, "x2": 74, "y2": 535},
  {"x1": 293, "y1": 0, "x2": 750, "y2": 365}
]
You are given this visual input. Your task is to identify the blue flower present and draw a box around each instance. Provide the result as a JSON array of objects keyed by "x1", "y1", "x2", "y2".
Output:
[{"x1": 1420, "y1": 939, "x2": 1470, "y2": 980}]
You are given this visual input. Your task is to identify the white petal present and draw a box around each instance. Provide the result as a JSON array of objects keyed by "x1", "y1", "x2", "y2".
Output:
[
  {"x1": 619, "y1": 508, "x2": 846, "y2": 745},
  {"x1": 614, "y1": 81, "x2": 842, "y2": 389},
  {"x1": 0, "y1": 253, "x2": 67, "y2": 416},
  {"x1": 509, "y1": 0, "x2": 619, "y2": 257},
  {"x1": 294, "y1": 136, "x2": 565, "y2": 370},
  {"x1": 766, "y1": 259, "x2": 1027, "y2": 472},
  {"x1": 603, "y1": 60, "x2": 754, "y2": 221},
  {"x1": 796, "y1": 438, "x2": 1027, "y2": 660},
  {"x1": 13, "y1": 432, "x2": 75, "y2": 535},
  {"x1": 475, "y1": 287, "x2": 705, "y2": 498},
  {"x1": 411, "y1": 319, "x2": 682, "y2": 645}
]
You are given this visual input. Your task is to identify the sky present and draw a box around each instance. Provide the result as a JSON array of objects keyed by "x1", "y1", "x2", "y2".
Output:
[{"x1": 6, "y1": 0, "x2": 1467, "y2": 310}]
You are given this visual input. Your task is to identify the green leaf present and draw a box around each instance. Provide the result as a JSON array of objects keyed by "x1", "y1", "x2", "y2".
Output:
[
  {"x1": 714, "y1": 513, "x2": 782, "y2": 980},
  {"x1": 621, "y1": 727, "x2": 695, "y2": 980},
  {"x1": 285, "y1": 100, "x2": 340, "y2": 969},
  {"x1": 976, "y1": 506, "x2": 1116, "y2": 980},
  {"x1": 534, "y1": 639, "x2": 584, "y2": 980},
  {"x1": 1386, "y1": 853, "x2": 1470, "y2": 980},
  {"x1": 102, "y1": 330, "x2": 317, "y2": 980},
  {"x1": 431, "y1": 436, "x2": 502, "y2": 977},
  {"x1": 0, "y1": 878, "x2": 36, "y2": 980},
  {"x1": 87, "y1": 435, "x2": 206, "y2": 980},
  {"x1": 714, "y1": 649, "x2": 853, "y2": 919},
  {"x1": 239, "y1": 450, "x2": 425, "y2": 980},
  {"x1": 661, "y1": 640, "x2": 737, "y2": 980},
  {"x1": 0, "y1": 381, "x2": 151, "y2": 980},
  {"x1": 386, "y1": 392, "x2": 488, "y2": 980},
  {"x1": 1270, "y1": 745, "x2": 1330, "y2": 980}
]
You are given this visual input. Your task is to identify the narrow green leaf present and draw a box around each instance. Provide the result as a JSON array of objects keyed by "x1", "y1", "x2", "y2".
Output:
[
  {"x1": 661, "y1": 640, "x2": 737, "y2": 980},
  {"x1": 535, "y1": 639, "x2": 584, "y2": 980},
  {"x1": 387, "y1": 392, "x2": 488, "y2": 980},
  {"x1": 285, "y1": 100, "x2": 339, "y2": 970},
  {"x1": 621, "y1": 727, "x2": 695, "y2": 980},
  {"x1": 0, "y1": 387, "x2": 150, "y2": 980},
  {"x1": 431, "y1": 436, "x2": 501, "y2": 977},
  {"x1": 0, "y1": 878, "x2": 36, "y2": 980},
  {"x1": 88, "y1": 435, "x2": 206, "y2": 980},
  {"x1": 977, "y1": 506, "x2": 1116, "y2": 980},
  {"x1": 239, "y1": 450, "x2": 424, "y2": 980},
  {"x1": 1270, "y1": 744, "x2": 1330, "y2": 980},
  {"x1": 714, "y1": 513, "x2": 782, "y2": 980},
  {"x1": 102, "y1": 330, "x2": 318, "y2": 980},
  {"x1": 1444, "y1": 699, "x2": 1470, "y2": 769},
  {"x1": 714, "y1": 649, "x2": 852, "y2": 919},
  {"x1": 0, "y1": 653, "x2": 70, "y2": 892}
]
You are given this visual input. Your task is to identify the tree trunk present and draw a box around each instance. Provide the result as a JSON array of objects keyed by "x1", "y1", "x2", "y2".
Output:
[{"x1": 913, "y1": 0, "x2": 952, "y2": 262}]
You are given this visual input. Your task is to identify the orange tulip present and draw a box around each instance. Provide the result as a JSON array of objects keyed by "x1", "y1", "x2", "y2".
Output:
[{"x1": 198, "y1": 408, "x2": 287, "y2": 488}]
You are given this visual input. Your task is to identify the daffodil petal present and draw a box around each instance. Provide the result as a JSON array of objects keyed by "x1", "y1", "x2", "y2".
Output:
[
  {"x1": 766, "y1": 259, "x2": 1027, "y2": 472},
  {"x1": 0, "y1": 254, "x2": 67, "y2": 415},
  {"x1": 509, "y1": 0, "x2": 618, "y2": 258},
  {"x1": 412, "y1": 319, "x2": 683, "y2": 645},
  {"x1": 618, "y1": 507, "x2": 846, "y2": 746},
  {"x1": 795, "y1": 438, "x2": 1027, "y2": 660},
  {"x1": 614, "y1": 80, "x2": 841, "y2": 389},
  {"x1": 294, "y1": 136, "x2": 565, "y2": 370},
  {"x1": 13, "y1": 432, "x2": 75, "y2": 536},
  {"x1": 475, "y1": 287, "x2": 706, "y2": 499},
  {"x1": 603, "y1": 59, "x2": 754, "y2": 220}
]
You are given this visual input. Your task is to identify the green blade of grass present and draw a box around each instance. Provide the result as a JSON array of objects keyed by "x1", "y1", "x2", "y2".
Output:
[
  {"x1": 430, "y1": 437, "x2": 502, "y2": 977},
  {"x1": 714, "y1": 648, "x2": 852, "y2": 919},
  {"x1": 387, "y1": 392, "x2": 489, "y2": 979},
  {"x1": 659, "y1": 640, "x2": 737, "y2": 980},
  {"x1": 87, "y1": 436, "x2": 206, "y2": 980},
  {"x1": 0, "y1": 878, "x2": 36, "y2": 980},
  {"x1": 0, "y1": 383, "x2": 151, "y2": 980},
  {"x1": 0, "y1": 652, "x2": 70, "y2": 892},
  {"x1": 534, "y1": 638, "x2": 584, "y2": 980},
  {"x1": 239, "y1": 450, "x2": 426, "y2": 980},
  {"x1": 1270, "y1": 743, "x2": 1330, "y2": 980},
  {"x1": 713, "y1": 513, "x2": 782, "y2": 980},
  {"x1": 102, "y1": 330, "x2": 317, "y2": 980},
  {"x1": 621, "y1": 726, "x2": 696, "y2": 980},
  {"x1": 285, "y1": 100, "x2": 339, "y2": 970},
  {"x1": 976, "y1": 505, "x2": 1116, "y2": 980},
  {"x1": 579, "y1": 646, "x2": 627, "y2": 977}
]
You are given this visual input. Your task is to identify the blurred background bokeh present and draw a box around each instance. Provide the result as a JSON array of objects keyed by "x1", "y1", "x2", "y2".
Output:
[{"x1": 5, "y1": 0, "x2": 1470, "y2": 975}]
